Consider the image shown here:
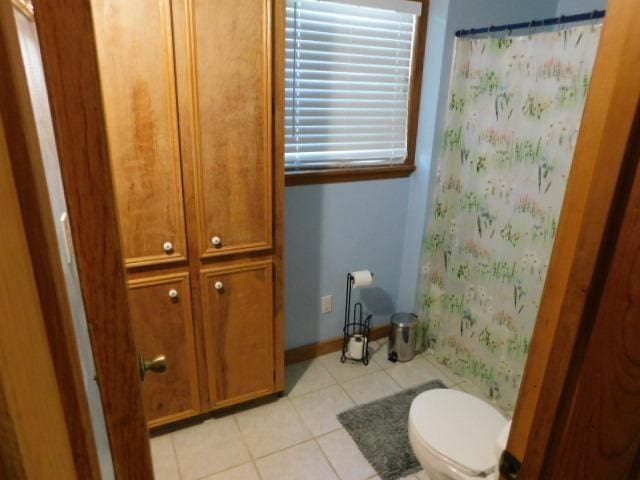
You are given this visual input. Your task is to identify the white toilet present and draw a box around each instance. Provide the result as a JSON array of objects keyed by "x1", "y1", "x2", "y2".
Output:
[{"x1": 408, "y1": 389, "x2": 511, "y2": 480}]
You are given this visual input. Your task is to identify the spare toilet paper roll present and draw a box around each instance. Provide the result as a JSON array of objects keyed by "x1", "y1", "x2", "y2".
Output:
[
  {"x1": 348, "y1": 335, "x2": 367, "y2": 360},
  {"x1": 350, "y1": 270, "x2": 373, "y2": 288}
]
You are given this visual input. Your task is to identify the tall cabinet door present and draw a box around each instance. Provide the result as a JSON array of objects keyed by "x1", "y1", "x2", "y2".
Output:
[
  {"x1": 202, "y1": 261, "x2": 274, "y2": 406},
  {"x1": 128, "y1": 273, "x2": 200, "y2": 426},
  {"x1": 93, "y1": 0, "x2": 187, "y2": 267},
  {"x1": 176, "y1": 0, "x2": 273, "y2": 259}
]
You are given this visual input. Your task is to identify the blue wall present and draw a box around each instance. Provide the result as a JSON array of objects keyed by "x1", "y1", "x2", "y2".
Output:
[
  {"x1": 285, "y1": 0, "x2": 561, "y2": 350},
  {"x1": 557, "y1": 0, "x2": 607, "y2": 15},
  {"x1": 285, "y1": 179, "x2": 409, "y2": 348}
]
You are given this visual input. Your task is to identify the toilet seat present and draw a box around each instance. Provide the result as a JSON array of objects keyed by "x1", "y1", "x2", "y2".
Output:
[{"x1": 409, "y1": 389, "x2": 507, "y2": 477}]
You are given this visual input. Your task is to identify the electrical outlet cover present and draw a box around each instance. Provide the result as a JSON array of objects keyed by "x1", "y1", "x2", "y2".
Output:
[{"x1": 321, "y1": 295, "x2": 332, "y2": 314}]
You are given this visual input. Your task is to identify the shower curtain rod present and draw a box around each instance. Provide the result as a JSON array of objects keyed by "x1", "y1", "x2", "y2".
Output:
[{"x1": 455, "y1": 9, "x2": 605, "y2": 37}]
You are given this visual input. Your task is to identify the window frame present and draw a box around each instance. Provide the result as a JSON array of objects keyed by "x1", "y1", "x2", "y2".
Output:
[{"x1": 282, "y1": 0, "x2": 428, "y2": 186}]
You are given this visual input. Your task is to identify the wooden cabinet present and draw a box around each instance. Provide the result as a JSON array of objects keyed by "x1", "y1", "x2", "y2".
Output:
[
  {"x1": 93, "y1": 0, "x2": 187, "y2": 267},
  {"x1": 175, "y1": 0, "x2": 273, "y2": 259},
  {"x1": 201, "y1": 261, "x2": 275, "y2": 407},
  {"x1": 93, "y1": 0, "x2": 284, "y2": 428},
  {"x1": 128, "y1": 273, "x2": 199, "y2": 426}
]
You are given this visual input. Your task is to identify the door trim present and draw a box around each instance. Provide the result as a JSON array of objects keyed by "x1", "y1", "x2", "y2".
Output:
[
  {"x1": 32, "y1": 1, "x2": 153, "y2": 477},
  {"x1": 0, "y1": 3, "x2": 101, "y2": 478},
  {"x1": 506, "y1": 0, "x2": 640, "y2": 476},
  {"x1": 0, "y1": 70, "x2": 77, "y2": 480}
]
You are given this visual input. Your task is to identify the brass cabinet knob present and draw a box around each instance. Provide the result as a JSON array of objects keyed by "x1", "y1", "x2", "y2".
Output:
[
  {"x1": 211, "y1": 236, "x2": 222, "y2": 247},
  {"x1": 139, "y1": 354, "x2": 167, "y2": 381},
  {"x1": 214, "y1": 281, "x2": 224, "y2": 291}
]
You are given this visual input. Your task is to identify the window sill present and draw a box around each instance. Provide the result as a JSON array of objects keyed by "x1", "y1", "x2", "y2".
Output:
[{"x1": 285, "y1": 164, "x2": 416, "y2": 186}]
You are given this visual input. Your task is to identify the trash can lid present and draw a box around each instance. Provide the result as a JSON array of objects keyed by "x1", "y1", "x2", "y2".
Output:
[{"x1": 390, "y1": 312, "x2": 418, "y2": 328}]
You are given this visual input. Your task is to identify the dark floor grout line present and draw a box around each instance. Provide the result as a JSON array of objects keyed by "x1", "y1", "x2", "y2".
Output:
[
  {"x1": 166, "y1": 431, "x2": 184, "y2": 480},
  {"x1": 231, "y1": 414, "x2": 258, "y2": 462},
  {"x1": 337, "y1": 382, "x2": 359, "y2": 407},
  {"x1": 313, "y1": 436, "x2": 343, "y2": 480},
  {"x1": 286, "y1": 379, "x2": 338, "y2": 400}
]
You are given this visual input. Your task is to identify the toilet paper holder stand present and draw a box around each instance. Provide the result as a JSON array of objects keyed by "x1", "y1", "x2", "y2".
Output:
[{"x1": 340, "y1": 272, "x2": 373, "y2": 365}]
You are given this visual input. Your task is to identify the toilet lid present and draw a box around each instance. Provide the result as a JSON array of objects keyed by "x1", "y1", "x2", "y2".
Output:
[{"x1": 410, "y1": 389, "x2": 507, "y2": 476}]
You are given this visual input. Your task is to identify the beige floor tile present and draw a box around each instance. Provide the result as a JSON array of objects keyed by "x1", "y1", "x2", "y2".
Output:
[
  {"x1": 319, "y1": 349, "x2": 380, "y2": 384},
  {"x1": 415, "y1": 469, "x2": 431, "y2": 479},
  {"x1": 386, "y1": 357, "x2": 446, "y2": 389},
  {"x1": 317, "y1": 429, "x2": 375, "y2": 480},
  {"x1": 286, "y1": 358, "x2": 336, "y2": 397},
  {"x1": 150, "y1": 434, "x2": 180, "y2": 480},
  {"x1": 368, "y1": 340, "x2": 393, "y2": 369},
  {"x1": 255, "y1": 440, "x2": 339, "y2": 480},
  {"x1": 290, "y1": 384, "x2": 354, "y2": 436},
  {"x1": 172, "y1": 417, "x2": 250, "y2": 480},
  {"x1": 341, "y1": 370, "x2": 401, "y2": 405},
  {"x1": 371, "y1": 339, "x2": 428, "y2": 371},
  {"x1": 234, "y1": 397, "x2": 311, "y2": 458},
  {"x1": 201, "y1": 462, "x2": 260, "y2": 480}
]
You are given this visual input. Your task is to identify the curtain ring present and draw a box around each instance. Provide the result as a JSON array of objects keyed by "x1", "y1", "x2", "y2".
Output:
[{"x1": 590, "y1": 10, "x2": 598, "y2": 31}]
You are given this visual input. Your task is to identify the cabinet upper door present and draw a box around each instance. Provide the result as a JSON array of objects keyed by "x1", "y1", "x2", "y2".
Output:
[
  {"x1": 201, "y1": 261, "x2": 274, "y2": 406},
  {"x1": 93, "y1": 0, "x2": 187, "y2": 267},
  {"x1": 128, "y1": 273, "x2": 200, "y2": 426},
  {"x1": 176, "y1": 0, "x2": 273, "y2": 259}
]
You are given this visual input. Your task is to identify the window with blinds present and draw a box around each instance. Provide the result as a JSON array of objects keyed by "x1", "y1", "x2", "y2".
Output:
[{"x1": 285, "y1": 0, "x2": 420, "y2": 170}]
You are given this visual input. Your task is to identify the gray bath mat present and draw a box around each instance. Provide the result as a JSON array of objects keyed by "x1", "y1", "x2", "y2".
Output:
[{"x1": 337, "y1": 380, "x2": 446, "y2": 480}]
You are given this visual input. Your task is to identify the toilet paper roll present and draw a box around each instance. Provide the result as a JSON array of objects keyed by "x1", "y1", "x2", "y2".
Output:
[
  {"x1": 350, "y1": 270, "x2": 373, "y2": 288},
  {"x1": 348, "y1": 335, "x2": 367, "y2": 360}
]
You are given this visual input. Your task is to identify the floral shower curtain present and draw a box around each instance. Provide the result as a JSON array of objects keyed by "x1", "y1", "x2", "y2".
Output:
[{"x1": 417, "y1": 24, "x2": 602, "y2": 410}]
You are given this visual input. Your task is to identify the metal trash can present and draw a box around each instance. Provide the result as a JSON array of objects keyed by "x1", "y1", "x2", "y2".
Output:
[{"x1": 388, "y1": 313, "x2": 418, "y2": 362}]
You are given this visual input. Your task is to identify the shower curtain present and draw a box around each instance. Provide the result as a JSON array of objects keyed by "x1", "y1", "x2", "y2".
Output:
[{"x1": 417, "y1": 24, "x2": 602, "y2": 410}]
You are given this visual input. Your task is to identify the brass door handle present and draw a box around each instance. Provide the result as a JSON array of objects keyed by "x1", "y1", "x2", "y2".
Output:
[{"x1": 139, "y1": 354, "x2": 167, "y2": 381}]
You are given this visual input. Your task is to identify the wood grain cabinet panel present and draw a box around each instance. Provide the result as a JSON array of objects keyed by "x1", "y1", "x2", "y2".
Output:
[
  {"x1": 183, "y1": 0, "x2": 273, "y2": 258},
  {"x1": 201, "y1": 261, "x2": 275, "y2": 407},
  {"x1": 128, "y1": 273, "x2": 200, "y2": 426},
  {"x1": 93, "y1": 0, "x2": 187, "y2": 267}
]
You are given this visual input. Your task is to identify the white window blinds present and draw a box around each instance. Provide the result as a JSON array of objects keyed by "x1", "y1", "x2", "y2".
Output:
[{"x1": 285, "y1": 0, "x2": 419, "y2": 170}]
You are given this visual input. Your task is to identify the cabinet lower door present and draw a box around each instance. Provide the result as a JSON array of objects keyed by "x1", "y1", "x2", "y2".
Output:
[
  {"x1": 202, "y1": 261, "x2": 274, "y2": 407},
  {"x1": 128, "y1": 273, "x2": 200, "y2": 426}
]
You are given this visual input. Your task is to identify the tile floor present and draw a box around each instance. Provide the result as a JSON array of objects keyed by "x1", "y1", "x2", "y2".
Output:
[{"x1": 151, "y1": 339, "x2": 501, "y2": 480}]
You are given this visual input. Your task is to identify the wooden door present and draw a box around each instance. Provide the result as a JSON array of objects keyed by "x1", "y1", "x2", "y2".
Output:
[
  {"x1": 542, "y1": 121, "x2": 640, "y2": 478},
  {"x1": 201, "y1": 261, "x2": 275, "y2": 407},
  {"x1": 176, "y1": 0, "x2": 273, "y2": 259},
  {"x1": 503, "y1": 0, "x2": 640, "y2": 477},
  {"x1": 34, "y1": 1, "x2": 154, "y2": 477},
  {"x1": 128, "y1": 273, "x2": 200, "y2": 426},
  {"x1": 92, "y1": 0, "x2": 187, "y2": 268}
]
